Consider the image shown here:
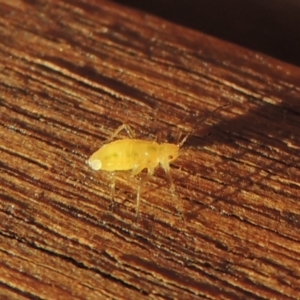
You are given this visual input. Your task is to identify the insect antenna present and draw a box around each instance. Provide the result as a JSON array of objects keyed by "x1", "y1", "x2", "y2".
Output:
[{"x1": 178, "y1": 103, "x2": 231, "y2": 148}]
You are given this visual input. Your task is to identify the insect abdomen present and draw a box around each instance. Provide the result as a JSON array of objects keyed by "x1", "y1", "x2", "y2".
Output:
[{"x1": 89, "y1": 139, "x2": 159, "y2": 172}]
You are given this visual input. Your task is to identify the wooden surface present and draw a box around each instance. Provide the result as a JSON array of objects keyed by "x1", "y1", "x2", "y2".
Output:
[{"x1": 1, "y1": 0, "x2": 300, "y2": 299}]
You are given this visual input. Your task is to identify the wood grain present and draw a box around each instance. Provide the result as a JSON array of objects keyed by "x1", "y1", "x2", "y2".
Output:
[{"x1": 0, "y1": 0, "x2": 300, "y2": 299}]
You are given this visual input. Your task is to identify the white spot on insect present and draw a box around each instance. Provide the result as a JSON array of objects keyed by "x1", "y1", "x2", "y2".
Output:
[{"x1": 88, "y1": 159, "x2": 102, "y2": 170}]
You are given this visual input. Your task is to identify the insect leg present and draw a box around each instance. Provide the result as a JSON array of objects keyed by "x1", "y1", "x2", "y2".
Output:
[
  {"x1": 174, "y1": 131, "x2": 183, "y2": 145},
  {"x1": 156, "y1": 131, "x2": 163, "y2": 143},
  {"x1": 108, "y1": 124, "x2": 135, "y2": 141},
  {"x1": 162, "y1": 163, "x2": 184, "y2": 219},
  {"x1": 108, "y1": 172, "x2": 116, "y2": 209},
  {"x1": 157, "y1": 129, "x2": 182, "y2": 145},
  {"x1": 156, "y1": 129, "x2": 178, "y2": 144},
  {"x1": 131, "y1": 164, "x2": 146, "y2": 218},
  {"x1": 135, "y1": 168, "x2": 154, "y2": 219}
]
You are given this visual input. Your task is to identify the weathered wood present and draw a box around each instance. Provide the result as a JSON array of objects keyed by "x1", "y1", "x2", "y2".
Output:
[{"x1": 0, "y1": 0, "x2": 300, "y2": 299}]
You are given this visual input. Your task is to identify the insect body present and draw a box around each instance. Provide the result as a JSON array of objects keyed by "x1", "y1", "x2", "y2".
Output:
[
  {"x1": 87, "y1": 124, "x2": 181, "y2": 217},
  {"x1": 88, "y1": 139, "x2": 179, "y2": 174},
  {"x1": 87, "y1": 104, "x2": 229, "y2": 218}
]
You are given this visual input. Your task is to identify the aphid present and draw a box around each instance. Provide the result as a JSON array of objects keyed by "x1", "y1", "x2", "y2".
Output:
[{"x1": 87, "y1": 104, "x2": 229, "y2": 218}]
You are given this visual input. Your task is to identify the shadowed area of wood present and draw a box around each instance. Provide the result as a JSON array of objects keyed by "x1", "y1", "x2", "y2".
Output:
[{"x1": 0, "y1": 0, "x2": 300, "y2": 299}]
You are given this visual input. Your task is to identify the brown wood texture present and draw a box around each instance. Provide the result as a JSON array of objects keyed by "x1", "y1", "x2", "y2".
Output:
[{"x1": 1, "y1": 0, "x2": 300, "y2": 299}]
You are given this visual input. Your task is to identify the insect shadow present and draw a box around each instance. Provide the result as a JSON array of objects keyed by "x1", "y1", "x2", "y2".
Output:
[{"x1": 86, "y1": 103, "x2": 230, "y2": 219}]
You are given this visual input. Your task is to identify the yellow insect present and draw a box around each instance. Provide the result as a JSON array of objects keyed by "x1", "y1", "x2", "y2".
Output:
[{"x1": 87, "y1": 104, "x2": 229, "y2": 218}]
